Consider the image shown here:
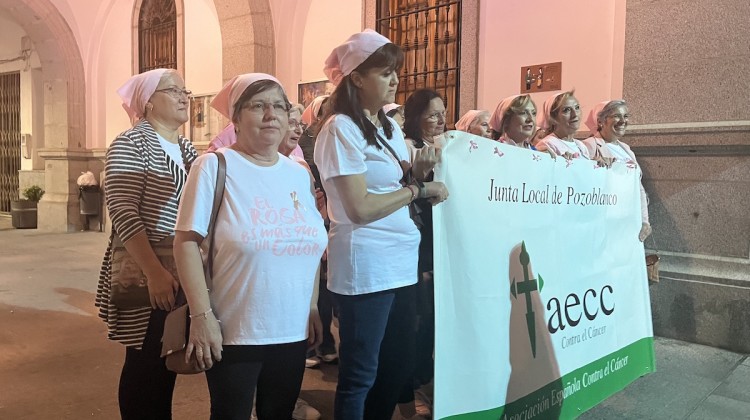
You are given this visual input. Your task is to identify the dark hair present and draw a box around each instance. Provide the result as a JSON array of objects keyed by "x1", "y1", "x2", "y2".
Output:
[
  {"x1": 231, "y1": 79, "x2": 291, "y2": 124},
  {"x1": 403, "y1": 89, "x2": 442, "y2": 147},
  {"x1": 386, "y1": 107, "x2": 401, "y2": 118},
  {"x1": 318, "y1": 43, "x2": 404, "y2": 147}
]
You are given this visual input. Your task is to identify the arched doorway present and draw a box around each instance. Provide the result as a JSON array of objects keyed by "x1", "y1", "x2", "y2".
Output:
[{"x1": 0, "y1": 0, "x2": 87, "y2": 232}]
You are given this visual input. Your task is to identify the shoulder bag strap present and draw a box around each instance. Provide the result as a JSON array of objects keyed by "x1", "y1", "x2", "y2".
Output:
[
  {"x1": 173, "y1": 151, "x2": 226, "y2": 307},
  {"x1": 204, "y1": 151, "x2": 227, "y2": 292},
  {"x1": 375, "y1": 133, "x2": 413, "y2": 185}
]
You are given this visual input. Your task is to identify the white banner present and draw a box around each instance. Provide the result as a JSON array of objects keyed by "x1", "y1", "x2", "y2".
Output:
[{"x1": 432, "y1": 132, "x2": 655, "y2": 419}]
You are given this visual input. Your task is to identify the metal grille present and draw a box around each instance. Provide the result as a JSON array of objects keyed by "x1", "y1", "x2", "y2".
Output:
[
  {"x1": 377, "y1": 0, "x2": 462, "y2": 127},
  {"x1": 138, "y1": 0, "x2": 177, "y2": 72},
  {"x1": 0, "y1": 71, "x2": 20, "y2": 213}
]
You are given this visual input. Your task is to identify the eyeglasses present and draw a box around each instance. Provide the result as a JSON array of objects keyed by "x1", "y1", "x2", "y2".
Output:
[
  {"x1": 155, "y1": 87, "x2": 192, "y2": 99},
  {"x1": 243, "y1": 101, "x2": 291, "y2": 115},
  {"x1": 425, "y1": 111, "x2": 446, "y2": 122},
  {"x1": 288, "y1": 120, "x2": 307, "y2": 131}
]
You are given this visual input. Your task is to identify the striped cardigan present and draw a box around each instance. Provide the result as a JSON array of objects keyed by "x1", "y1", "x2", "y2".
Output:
[{"x1": 95, "y1": 120, "x2": 197, "y2": 348}]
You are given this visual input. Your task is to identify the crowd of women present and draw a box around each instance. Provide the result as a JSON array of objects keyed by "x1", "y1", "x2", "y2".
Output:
[{"x1": 95, "y1": 28, "x2": 650, "y2": 420}]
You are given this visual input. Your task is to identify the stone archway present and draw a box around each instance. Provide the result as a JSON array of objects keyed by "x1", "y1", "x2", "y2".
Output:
[
  {"x1": 0, "y1": 0, "x2": 87, "y2": 231},
  {"x1": 212, "y1": 0, "x2": 275, "y2": 83}
]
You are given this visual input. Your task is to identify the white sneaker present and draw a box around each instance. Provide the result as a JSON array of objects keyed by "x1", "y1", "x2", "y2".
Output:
[
  {"x1": 292, "y1": 398, "x2": 321, "y2": 420},
  {"x1": 305, "y1": 356, "x2": 320, "y2": 368},
  {"x1": 319, "y1": 352, "x2": 338, "y2": 363}
]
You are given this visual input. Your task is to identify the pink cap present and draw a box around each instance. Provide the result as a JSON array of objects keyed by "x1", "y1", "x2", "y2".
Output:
[
  {"x1": 323, "y1": 29, "x2": 392, "y2": 86},
  {"x1": 585, "y1": 100, "x2": 612, "y2": 134},
  {"x1": 489, "y1": 94, "x2": 523, "y2": 133},
  {"x1": 210, "y1": 73, "x2": 282, "y2": 120},
  {"x1": 117, "y1": 68, "x2": 170, "y2": 123},
  {"x1": 301, "y1": 95, "x2": 329, "y2": 126},
  {"x1": 455, "y1": 110, "x2": 489, "y2": 132}
]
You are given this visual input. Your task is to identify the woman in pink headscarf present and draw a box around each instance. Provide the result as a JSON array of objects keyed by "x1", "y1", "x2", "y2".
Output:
[
  {"x1": 314, "y1": 29, "x2": 448, "y2": 419},
  {"x1": 173, "y1": 73, "x2": 326, "y2": 419},
  {"x1": 583, "y1": 100, "x2": 652, "y2": 241},
  {"x1": 535, "y1": 90, "x2": 591, "y2": 159},
  {"x1": 95, "y1": 68, "x2": 198, "y2": 419},
  {"x1": 489, "y1": 94, "x2": 538, "y2": 149},
  {"x1": 455, "y1": 109, "x2": 492, "y2": 138}
]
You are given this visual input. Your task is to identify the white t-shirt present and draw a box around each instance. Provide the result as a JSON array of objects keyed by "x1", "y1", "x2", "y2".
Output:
[
  {"x1": 313, "y1": 114, "x2": 419, "y2": 295},
  {"x1": 157, "y1": 133, "x2": 184, "y2": 169},
  {"x1": 176, "y1": 148, "x2": 327, "y2": 345},
  {"x1": 605, "y1": 142, "x2": 632, "y2": 162}
]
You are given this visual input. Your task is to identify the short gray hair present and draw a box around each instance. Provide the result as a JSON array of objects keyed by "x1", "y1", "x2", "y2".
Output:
[
  {"x1": 290, "y1": 103, "x2": 305, "y2": 116},
  {"x1": 597, "y1": 100, "x2": 628, "y2": 125}
]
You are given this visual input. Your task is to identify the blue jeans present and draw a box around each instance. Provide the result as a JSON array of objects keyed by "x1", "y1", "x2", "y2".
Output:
[{"x1": 333, "y1": 285, "x2": 417, "y2": 420}]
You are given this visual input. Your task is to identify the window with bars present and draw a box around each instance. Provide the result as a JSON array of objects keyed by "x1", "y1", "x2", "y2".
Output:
[
  {"x1": 138, "y1": 0, "x2": 177, "y2": 73},
  {"x1": 0, "y1": 71, "x2": 20, "y2": 212},
  {"x1": 377, "y1": 0, "x2": 461, "y2": 127}
]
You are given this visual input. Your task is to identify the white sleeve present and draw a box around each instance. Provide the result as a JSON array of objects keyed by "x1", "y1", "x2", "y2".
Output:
[
  {"x1": 314, "y1": 116, "x2": 367, "y2": 182},
  {"x1": 175, "y1": 153, "x2": 218, "y2": 237}
]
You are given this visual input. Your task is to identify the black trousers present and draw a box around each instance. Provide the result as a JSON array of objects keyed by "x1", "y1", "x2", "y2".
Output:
[
  {"x1": 119, "y1": 309, "x2": 177, "y2": 420},
  {"x1": 205, "y1": 340, "x2": 308, "y2": 420},
  {"x1": 317, "y1": 259, "x2": 337, "y2": 355}
]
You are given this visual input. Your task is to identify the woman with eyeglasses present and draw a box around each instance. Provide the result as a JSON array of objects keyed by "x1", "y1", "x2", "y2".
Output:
[
  {"x1": 583, "y1": 100, "x2": 652, "y2": 241},
  {"x1": 404, "y1": 89, "x2": 447, "y2": 158},
  {"x1": 387, "y1": 87, "x2": 448, "y2": 419},
  {"x1": 535, "y1": 90, "x2": 591, "y2": 160},
  {"x1": 314, "y1": 30, "x2": 448, "y2": 419},
  {"x1": 173, "y1": 73, "x2": 327, "y2": 419},
  {"x1": 96, "y1": 68, "x2": 198, "y2": 419}
]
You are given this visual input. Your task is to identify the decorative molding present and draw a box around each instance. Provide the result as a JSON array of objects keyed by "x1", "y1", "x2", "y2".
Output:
[
  {"x1": 628, "y1": 121, "x2": 750, "y2": 135},
  {"x1": 38, "y1": 148, "x2": 107, "y2": 160},
  {"x1": 630, "y1": 144, "x2": 750, "y2": 157}
]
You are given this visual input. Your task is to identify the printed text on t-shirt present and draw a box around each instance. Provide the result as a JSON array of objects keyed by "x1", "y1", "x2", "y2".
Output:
[{"x1": 243, "y1": 195, "x2": 321, "y2": 257}]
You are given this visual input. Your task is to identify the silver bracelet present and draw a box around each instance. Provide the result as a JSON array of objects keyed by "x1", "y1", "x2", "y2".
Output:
[{"x1": 189, "y1": 308, "x2": 213, "y2": 319}]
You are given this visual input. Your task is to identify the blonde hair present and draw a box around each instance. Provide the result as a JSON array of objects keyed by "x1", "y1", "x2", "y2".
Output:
[
  {"x1": 501, "y1": 95, "x2": 534, "y2": 135},
  {"x1": 547, "y1": 89, "x2": 576, "y2": 133}
]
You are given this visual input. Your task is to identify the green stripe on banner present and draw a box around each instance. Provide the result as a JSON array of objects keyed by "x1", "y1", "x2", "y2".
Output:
[{"x1": 442, "y1": 337, "x2": 655, "y2": 419}]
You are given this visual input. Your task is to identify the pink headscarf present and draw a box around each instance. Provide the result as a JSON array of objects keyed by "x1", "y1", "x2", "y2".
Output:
[
  {"x1": 301, "y1": 95, "x2": 329, "y2": 126},
  {"x1": 117, "y1": 68, "x2": 170, "y2": 123},
  {"x1": 455, "y1": 110, "x2": 489, "y2": 132},
  {"x1": 489, "y1": 94, "x2": 523, "y2": 133},
  {"x1": 538, "y1": 92, "x2": 566, "y2": 132},
  {"x1": 323, "y1": 29, "x2": 392, "y2": 86},
  {"x1": 210, "y1": 73, "x2": 282, "y2": 120},
  {"x1": 585, "y1": 100, "x2": 611, "y2": 134}
]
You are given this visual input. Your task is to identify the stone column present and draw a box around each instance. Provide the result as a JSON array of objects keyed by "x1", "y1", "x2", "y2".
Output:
[{"x1": 623, "y1": 0, "x2": 750, "y2": 351}]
